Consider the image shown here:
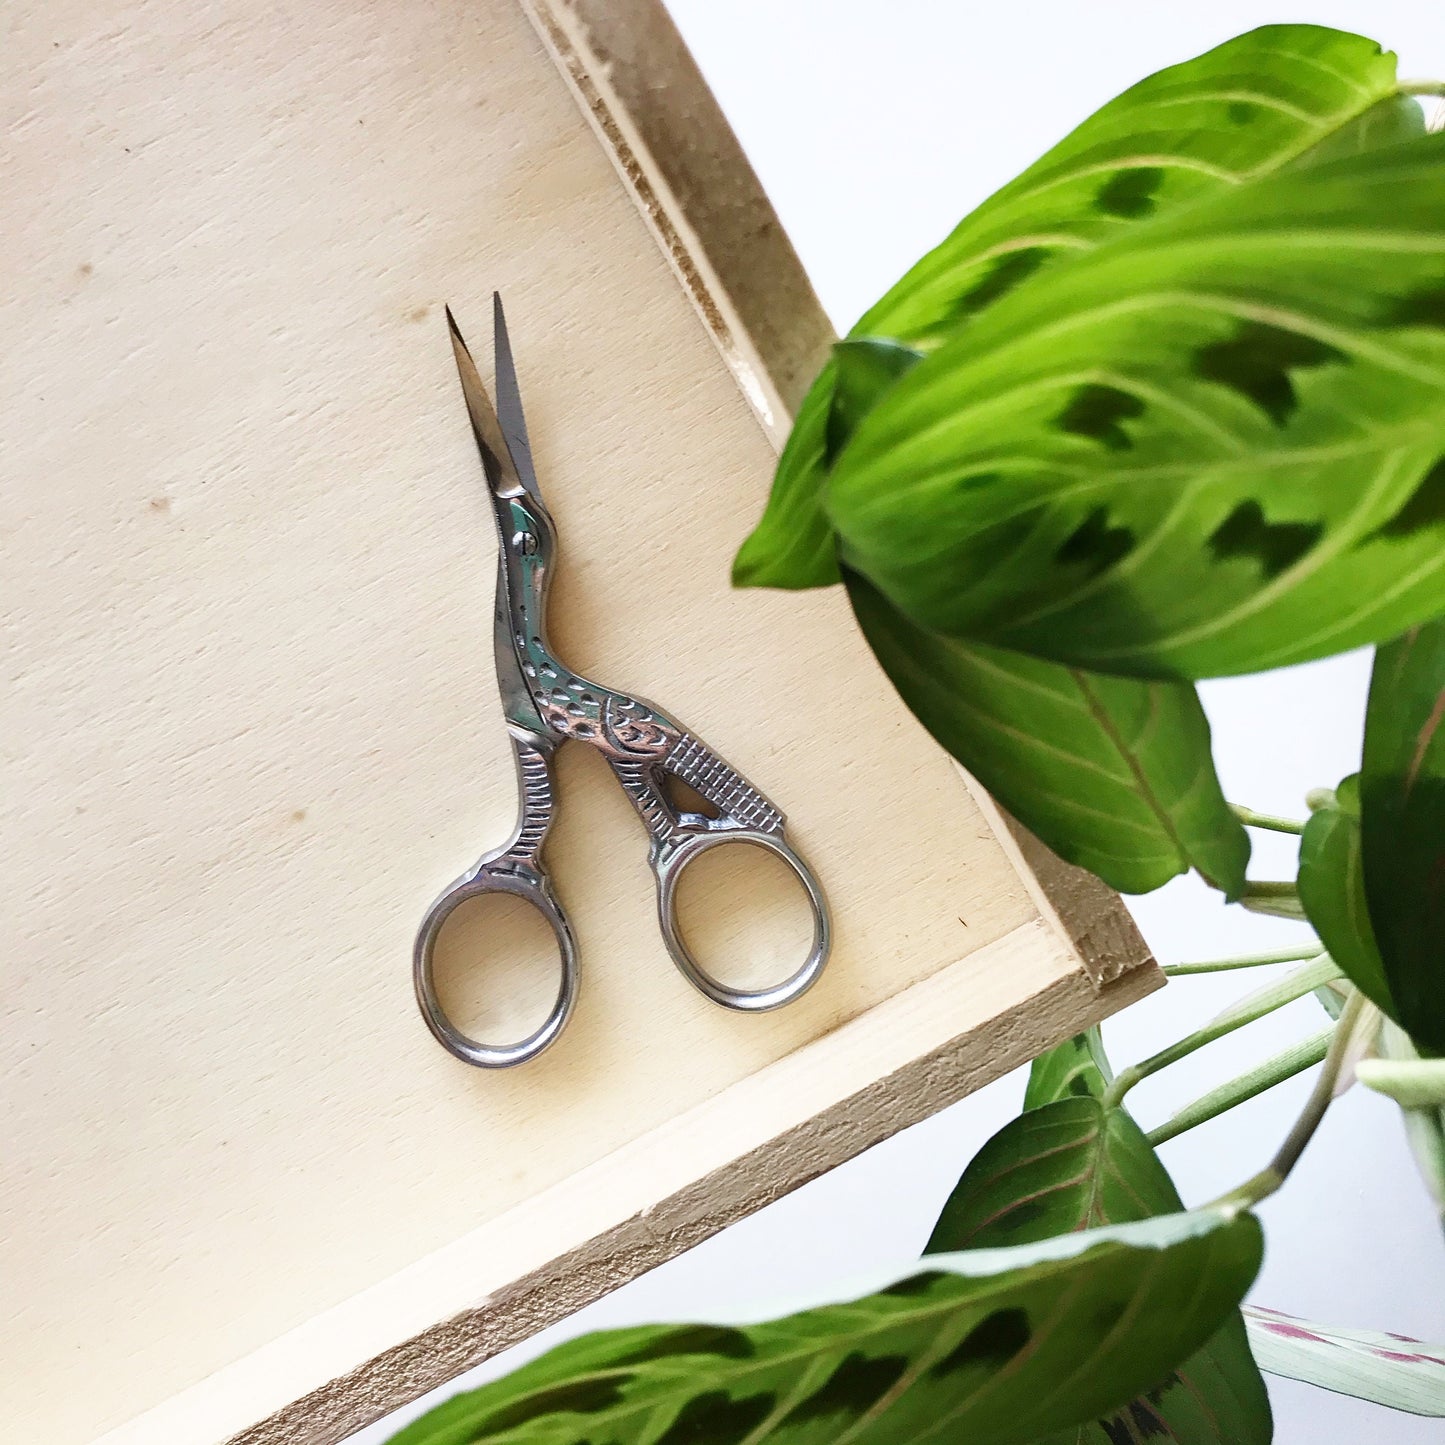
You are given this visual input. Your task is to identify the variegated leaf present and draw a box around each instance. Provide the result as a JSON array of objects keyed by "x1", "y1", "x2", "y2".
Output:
[
  {"x1": 925, "y1": 1034, "x2": 1271, "y2": 1444},
  {"x1": 734, "y1": 25, "x2": 1412, "y2": 590},
  {"x1": 384, "y1": 1210, "x2": 1263, "y2": 1445},
  {"x1": 1246, "y1": 1307, "x2": 1445, "y2": 1416},
  {"x1": 827, "y1": 131, "x2": 1445, "y2": 678},
  {"x1": 846, "y1": 572, "x2": 1248, "y2": 894}
]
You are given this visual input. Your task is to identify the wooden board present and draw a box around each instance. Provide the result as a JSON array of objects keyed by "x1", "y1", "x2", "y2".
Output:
[{"x1": 0, "y1": 2, "x2": 1158, "y2": 1443}]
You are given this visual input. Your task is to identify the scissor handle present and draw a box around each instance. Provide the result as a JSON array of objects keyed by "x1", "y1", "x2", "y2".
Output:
[
  {"x1": 652, "y1": 828, "x2": 831, "y2": 1012},
  {"x1": 413, "y1": 860, "x2": 578, "y2": 1068}
]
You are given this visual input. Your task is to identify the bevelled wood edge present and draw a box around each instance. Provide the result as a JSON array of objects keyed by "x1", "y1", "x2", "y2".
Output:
[
  {"x1": 521, "y1": 0, "x2": 1155, "y2": 991},
  {"x1": 963, "y1": 778, "x2": 1157, "y2": 988},
  {"x1": 517, "y1": 0, "x2": 835, "y2": 443},
  {"x1": 215, "y1": 931, "x2": 1156, "y2": 1445}
]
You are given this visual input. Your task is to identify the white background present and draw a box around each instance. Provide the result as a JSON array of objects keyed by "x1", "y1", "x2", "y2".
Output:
[{"x1": 354, "y1": 5, "x2": 1445, "y2": 1440}]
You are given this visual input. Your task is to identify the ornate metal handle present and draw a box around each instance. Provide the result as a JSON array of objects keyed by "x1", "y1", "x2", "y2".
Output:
[
  {"x1": 413, "y1": 732, "x2": 578, "y2": 1068},
  {"x1": 652, "y1": 828, "x2": 831, "y2": 1011},
  {"x1": 413, "y1": 862, "x2": 578, "y2": 1068}
]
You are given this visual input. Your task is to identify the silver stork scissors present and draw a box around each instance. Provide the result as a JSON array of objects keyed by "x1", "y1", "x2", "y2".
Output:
[{"x1": 414, "y1": 297, "x2": 831, "y2": 1067}]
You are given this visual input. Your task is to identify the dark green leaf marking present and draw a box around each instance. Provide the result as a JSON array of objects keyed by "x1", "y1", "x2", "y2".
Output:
[
  {"x1": 931, "y1": 1308, "x2": 1032, "y2": 1377},
  {"x1": 1058, "y1": 384, "x2": 1145, "y2": 450},
  {"x1": 474, "y1": 1373, "x2": 634, "y2": 1433},
  {"x1": 780, "y1": 1352, "x2": 909, "y2": 1423},
  {"x1": 1385, "y1": 284, "x2": 1445, "y2": 328},
  {"x1": 611, "y1": 1326, "x2": 755, "y2": 1365},
  {"x1": 654, "y1": 1391, "x2": 776, "y2": 1445},
  {"x1": 878, "y1": 1269, "x2": 948, "y2": 1297},
  {"x1": 1057, "y1": 507, "x2": 1137, "y2": 576},
  {"x1": 1095, "y1": 167, "x2": 1164, "y2": 219},
  {"x1": 953, "y1": 247, "x2": 1051, "y2": 319},
  {"x1": 1101, "y1": 1398, "x2": 1172, "y2": 1442},
  {"x1": 1191, "y1": 322, "x2": 1344, "y2": 427},
  {"x1": 1370, "y1": 456, "x2": 1445, "y2": 539},
  {"x1": 1208, "y1": 500, "x2": 1322, "y2": 578}
]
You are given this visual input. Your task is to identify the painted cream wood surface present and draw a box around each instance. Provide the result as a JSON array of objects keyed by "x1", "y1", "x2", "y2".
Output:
[{"x1": 2, "y1": 2, "x2": 1153, "y2": 1441}]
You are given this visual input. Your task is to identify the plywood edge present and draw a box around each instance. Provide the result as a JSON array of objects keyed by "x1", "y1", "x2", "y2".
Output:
[
  {"x1": 961, "y1": 775, "x2": 1158, "y2": 989},
  {"x1": 519, "y1": 0, "x2": 1156, "y2": 992},
  {"x1": 516, "y1": 0, "x2": 834, "y2": 442},
  {"x1": 94, "y1": 918, "x2": 1158, "y2": 1445}
]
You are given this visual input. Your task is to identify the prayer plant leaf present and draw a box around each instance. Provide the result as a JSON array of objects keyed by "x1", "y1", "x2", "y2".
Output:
[
  {"x1": 827, "y1": 130, "x2": 1445, "y2": 679},
  {"x1": 846, "y1": 572, "x2": 1249, "y2": 895},
  {"x1": 1356, "y1": 1058, "x2": 1445, "y2": 1109},
  {"x1": 733, "y1": 24, "x2": 1412, "y2": 591},
  {"x1": 928, "y1": 1039, "x2": 1271, "y2": 1445},
  {"x1": 386, "y1": 1210, "x2": 1263, "y2": 1445},
  {"x1": 1297, "y1": 773, "x2": 1396, "y2": 1015},
  {"x1": 1022, "y1": 1026, "x2": 1113, "y2": 1110},
  {"x1": 1362, "y1": 619, "x2": 1445, "y2": 1052},
  {"x1": 733, "y1": 339, "x2": 925, "y2": 589},
  {"x1": 732, "y1": 362, "x2": 841, "y2": 589},
  {"x1": 1245, "y1": 1307, "x2": 1445, "y2": 1416}
]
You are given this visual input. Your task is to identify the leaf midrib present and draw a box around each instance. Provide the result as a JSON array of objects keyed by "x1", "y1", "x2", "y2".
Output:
[{"x1": 451, "y1": 1230, "x2": 1234, "y2": 1445}]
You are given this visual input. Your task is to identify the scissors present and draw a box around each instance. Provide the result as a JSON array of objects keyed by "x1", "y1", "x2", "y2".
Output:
[{"x1": 414, "y1": 296, "x2": 831, "y2": 1068}]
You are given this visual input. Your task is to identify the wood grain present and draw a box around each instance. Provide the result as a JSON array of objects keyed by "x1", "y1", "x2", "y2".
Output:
[{"x1": 0, "y1": 2, "x2": 1155, "y2": 1442}]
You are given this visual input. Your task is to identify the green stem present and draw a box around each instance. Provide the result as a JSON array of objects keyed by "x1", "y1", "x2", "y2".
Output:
[
  {"x1": 1379, "y1": 1021, "x2": 1445, "y2": 1226},
  {"x1": 1213, "y1": 990, "x2": 1372, "y2": 1212},
  {"x1": 1230, "y1": 804, "x2": 1305, "y2": 835},
  {"x1": 1400, "y1": 80, "x2": 1445, "y2": 98},
  {"x1": 1147, "y1": 1029, "x2": 1332, "y2": 1145},
  {"x1": 1239, "y1": 880, "x2": 1307, "y2": 920},
  {"x1": 1104, "y1": 956, "x2": 1341, "y2": 1109},
  {"x1": 1164, "y1": 943, "x2": 1323, "y2": 977}
]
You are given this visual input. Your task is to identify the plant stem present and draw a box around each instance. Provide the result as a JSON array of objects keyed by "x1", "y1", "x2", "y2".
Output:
[
  {"x1": 1239, "y1": 880, "x2": 1307, "y2": 920},
  {"x1": 1230, "y1": 804, "x2": 1305, "y2": 835},
  {"x1": 1400, "y1": 80, "x2": 1445, "y2": 97},
  {"x1": 1104, "y1": 956, "x2": 1341, "y2": 1109},
  {"x1": 1147, "y1": 1029, "x2": 1332, "y2": 1145},
  {"x1": 1164, "y1": 943, "x2": 1323, "y2": 977},
  {"x1": 1213, "y1": 990, "x2": 1373, "y2": 1213},
  {"x1": 1378, "y1": 1021, "x2": 1445, "y2": 1225}
]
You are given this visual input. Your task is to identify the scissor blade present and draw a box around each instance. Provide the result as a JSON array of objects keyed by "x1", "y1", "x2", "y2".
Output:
[
  {"x1": 492, "y1": 292, "x2": 541, "y2": 499},
  {"x1": 445, "y1": 305, "x2": 524, "y2": 498}
]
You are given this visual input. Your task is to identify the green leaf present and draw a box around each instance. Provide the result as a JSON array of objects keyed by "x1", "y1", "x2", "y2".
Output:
[
  {"x1": 1377, "y1": 1020, "x2": 1445, "y2": 1219},
  {"x1": 928, "y1": 1061, "x2": 1271, "y2": 1443},
  {"x1": 733, "y1": 24, "x2": 1408, "y2": 592},
  {"x1": 1297, "y1": 774, "x2": 1395, "y2": 1014},
  {"x1": 827, "y1": 129, "x2": 1445, "y2": 679},
  {"x1": 852, "y1": 28, "x2": 1410, "y2": 350},
  {"x1": 846, "y1": 572, "x2": 1249, "y2": 894},
  {"x1": 732, "y1": 365, "x2": 841, "y2": 589},
  {"x1": 1362, "y1": 620, "x2": 1445, "y2": 1052},
  {"x1": 1023, "y1": 1027, "x2": 1113, "y2": 1110},
  {"x1": 385, "y1": 1210, "x2": 1263, "y2": 1445},
  {"x1": 733, "y1": 340, "x2": 925, "y2": 590},
  {"x1": 1314, "y1": 979, "x2": 1350, "y2": 1021},
  {"x1": 826, "y1": 339, "x2": 925, "y2": 466},
  {"x1": 1245, "y1": 1307, "x2": 1445, "y2": 1416},
  {"x1": 1356, "y1": 1058, "x2": 1445, "y2": 1108}
]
